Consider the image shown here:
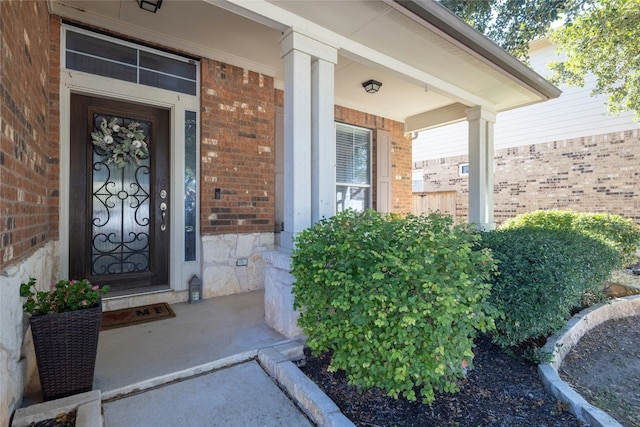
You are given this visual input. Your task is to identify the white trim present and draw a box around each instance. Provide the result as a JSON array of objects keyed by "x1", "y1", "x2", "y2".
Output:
[{"x1": 59, "y1": 68, "x2": 200, "y2": 293}]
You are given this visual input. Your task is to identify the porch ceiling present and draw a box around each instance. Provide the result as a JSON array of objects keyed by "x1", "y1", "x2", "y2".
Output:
[{"x1": 49, "y1": 0, "x2": 560, "y2": 131}]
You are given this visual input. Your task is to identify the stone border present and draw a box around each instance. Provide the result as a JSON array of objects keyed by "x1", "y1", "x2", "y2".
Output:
[
  {"x1": 538, "y1": 295, "x2": 640, "y2": 427},
  {"x1": 11, "y1": 390, "x2": 102, "y2": 427},
  {"x1": 259, "y1": 341, "x2": 355, "y2": 427}
]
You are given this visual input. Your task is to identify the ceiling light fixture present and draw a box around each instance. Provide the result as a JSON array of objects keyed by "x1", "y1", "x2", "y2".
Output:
[
  {"x1": 136, "y1": 0, "x2": 163, "y2": 13},
  {"x1": 361, "y1": 79, "x2": 382, "y2": 94}
]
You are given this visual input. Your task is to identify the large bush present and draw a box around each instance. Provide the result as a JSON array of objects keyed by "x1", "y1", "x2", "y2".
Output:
[
  {"x1": 291, "y1": 210, "x2": 498, "y2": 403},
  {"x1": 501, "y1": 210, "x2": 640, "y2": 267},
  {"x1": 481, "y1": 227, "x2": 620, "y2": 350}
]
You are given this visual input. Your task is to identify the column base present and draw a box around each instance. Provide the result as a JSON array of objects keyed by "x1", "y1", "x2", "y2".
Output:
[{"x1": 263, "y1": 250, "x2": 303, "y2": 338}]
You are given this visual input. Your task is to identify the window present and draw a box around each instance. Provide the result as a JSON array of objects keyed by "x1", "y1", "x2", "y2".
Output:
[
  {"x1": 336, "y1": 123, "x2": 371, "y2": 212},
  {"x1": 184, "y1": 111, "x2": 197, "y2": 261},
  {"x1": 64, "y1": 28, "x2": 198, "y2": 96},
  {"x1": 459, "y1": 163, "x2": 469, "y2": 176}
]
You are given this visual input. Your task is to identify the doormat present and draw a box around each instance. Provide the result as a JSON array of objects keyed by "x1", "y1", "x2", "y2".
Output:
[{"x1": 101, "y1": 302, "x2": 175, "y2": 330}]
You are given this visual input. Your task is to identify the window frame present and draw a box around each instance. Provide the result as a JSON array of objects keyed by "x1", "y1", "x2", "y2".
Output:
[
  {"x1": 335, "y1": 122, "x2": 372, "y2": 213},
  {"x1": 62, "y1": 25, "x2": 199, "y2": 96}
]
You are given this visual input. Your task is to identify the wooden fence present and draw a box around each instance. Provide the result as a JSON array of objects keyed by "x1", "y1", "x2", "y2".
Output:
[{"x1": 412, "y1": 191, "x2": 457, "y2": 220}]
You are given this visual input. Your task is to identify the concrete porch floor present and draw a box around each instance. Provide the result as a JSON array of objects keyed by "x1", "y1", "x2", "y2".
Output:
[{"x1": 95, "y1": 289, "x2": 292, "y2": 399}]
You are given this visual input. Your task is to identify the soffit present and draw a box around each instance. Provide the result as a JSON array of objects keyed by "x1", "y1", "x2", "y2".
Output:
[{"x1": 49, "y1": 0, "x2": 556, "y2": 130}]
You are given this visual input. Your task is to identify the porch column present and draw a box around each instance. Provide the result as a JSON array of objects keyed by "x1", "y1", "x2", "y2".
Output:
[
  {"x1": 266, "y1": 30, "x2": 337, "y2": 338},
  {"x1": 311, "y1": 56, "x2": 337, "y2": 223},
  {"x1": 279, "y1": 30, "x2": 312, "y2": 250},
  {"x1": 279, "y1": 30, "x2": 338, "y2": 247},
  {"x1": 467, "y1": 106, "x2": 496, "y2": 231}
]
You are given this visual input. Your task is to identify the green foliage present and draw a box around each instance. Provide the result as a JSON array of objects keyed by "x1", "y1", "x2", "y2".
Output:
[
  {"x1": 439, "y1": 0, "x2": 585, "y2": 62},
  {"x1": 481, "y1": 227, "x2": 619, "y2": 351},
  {"x1": 20, "y1": 278, "x2": 110, "y2": 316},
  {"x1": 502, "y1": 210, "x2": 640, "y2": 268},
  {"x1": 291, "y1": 210, "x2": 498, "y2": 404},
  {"x1": 442, "y1": 0, "x2": 640, "y2": 118},
  {"x1": 549, "y1": 0, "x2": 640, "y2": 119}
]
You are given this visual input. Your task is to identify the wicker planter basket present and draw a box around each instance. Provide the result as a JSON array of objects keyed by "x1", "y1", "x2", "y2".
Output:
[{"x1": 29, "y1": 304, "x2": 102, "y2": 401}]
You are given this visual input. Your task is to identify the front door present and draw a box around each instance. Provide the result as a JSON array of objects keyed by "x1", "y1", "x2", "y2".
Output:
[{"x1": 69, "y1": 95, "x2": 170, "y2": 294}]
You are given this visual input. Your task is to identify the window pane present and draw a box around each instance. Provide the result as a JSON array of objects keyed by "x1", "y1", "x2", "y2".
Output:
[
  {"x1": 67, "y1": 52, "x2": 137, "y2": 83},
  {"x1": 336, "y1": 185, "x2": 370, "y2": 212},
  {"x1": 336, "y1": 125, "x2": 370, "y2": 185},
  {"x1": 140, "y1": 51, "x2": 197, "y2": 80},
  {"x1": 140, "y1": 70, "x2": 197, "y2": 96},
  {"x1": 184, "y1": 111, "x2": 197, "y2": 262},
  {"x1": 67, "y1": 31, "x2": 137, "y2": 65}
]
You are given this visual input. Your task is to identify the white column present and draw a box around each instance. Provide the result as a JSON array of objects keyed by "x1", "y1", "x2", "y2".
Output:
[
  {"x1": 311, "y1": 58, "x2": 336, "y2": 223},
  {"x1": 467, "y1": 106, "x2": 496, "y2": 230},
  {"x1": 267, "y1": 30, "x2": 337, "y2": 338},
  {"x1": 280, "y1": 32, "x2": 312, "y2": 250},
  {"x1": 279, "y1": 30, "x2": 337, "y2": 247}
]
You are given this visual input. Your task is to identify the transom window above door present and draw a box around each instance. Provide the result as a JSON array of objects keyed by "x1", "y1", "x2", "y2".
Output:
[
  {"x1": 63, "y1": 26, "x2": 199, "y2": 96},
  {"x1": 336, "y1": 123, "x2": 371, "y2": 213}
]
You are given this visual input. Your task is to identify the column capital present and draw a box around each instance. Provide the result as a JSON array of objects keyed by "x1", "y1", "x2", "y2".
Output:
[
  {"x1": 280, "y1": 29, "x2": 338, "y2": 64},
  {"x1": 466, "y1": 105, "x2": 496, "y2": 123}
]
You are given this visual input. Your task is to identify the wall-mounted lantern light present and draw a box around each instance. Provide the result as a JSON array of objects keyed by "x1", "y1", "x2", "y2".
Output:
[
  {"x1": 189, "y1": 274, "x2": 203, "y2": 303},
  {"x1": 361, "y1": 79, "x2": 382, "y2": 94},
  {"x1": 136, "y1": 0, "x2": 163, "y2": 13}
]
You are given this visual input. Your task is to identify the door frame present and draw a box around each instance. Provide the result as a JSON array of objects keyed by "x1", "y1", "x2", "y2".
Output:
[{"x1": 59, "y1": 70, "x2": 200, "y2": 296}]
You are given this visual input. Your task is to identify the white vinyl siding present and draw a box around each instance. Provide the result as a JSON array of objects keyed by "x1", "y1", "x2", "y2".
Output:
[{"x1": 413, "y1": 40, "x2": 639, "y2": 162}]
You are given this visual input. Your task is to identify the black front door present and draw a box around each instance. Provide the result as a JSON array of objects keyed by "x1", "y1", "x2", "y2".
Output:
[{"x1": 69, "y1": 94, "x2": 170, "y2": 293}]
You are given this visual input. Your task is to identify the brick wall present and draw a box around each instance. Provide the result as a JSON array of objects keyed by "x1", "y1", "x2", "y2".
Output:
[
  {"x1": 48, "y1": 17, "x2": 61, "y2": 242},
  {"x1": 334, "y1": 107, "x2": 412, "y2": 213},
  {"x1": 0, "y1": 1, "x2": 54, "y2": 269},
  {"x1": 414, "y1": 129, "x2": 640, "y2": 225},
  {"x1": 200, "y1": 60, "x2": 276, "y2": 235}
]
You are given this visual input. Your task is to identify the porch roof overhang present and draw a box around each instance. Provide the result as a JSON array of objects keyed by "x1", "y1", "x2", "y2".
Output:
[{"x1": 49, "y1": 0, "x2": 560, "y2": 132}]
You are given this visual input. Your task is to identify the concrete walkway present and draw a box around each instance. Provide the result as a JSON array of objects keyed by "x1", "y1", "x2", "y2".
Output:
[
  {"x1": 102, "y1": 360, "x2": 313, "y2": 426},
  {"x1": 95, "y1": 290, "x2": 289, "y2": 398}
]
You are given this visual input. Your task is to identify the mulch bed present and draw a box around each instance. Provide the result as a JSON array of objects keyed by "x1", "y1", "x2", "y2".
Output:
[{"x1": 300, "y1": 336, "x2": 583, "y2": 427}]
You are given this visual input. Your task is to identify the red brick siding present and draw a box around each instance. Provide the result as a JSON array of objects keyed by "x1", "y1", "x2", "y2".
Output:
[
  {"x1": 0, "y1": 1, "x2": 54, "y2": 268},
  {"x1": 414, "y1": 130, "x2": 640, "y2": 225},
  {"x1": 200, "y1": 60, "x2": 275, "y2": 234},
  {"x1": 334, "y1": 106, "x2": 412, "y2": 213},
  {"x1": 48, "y1": 17, "x2": 61, "y2": 241}
]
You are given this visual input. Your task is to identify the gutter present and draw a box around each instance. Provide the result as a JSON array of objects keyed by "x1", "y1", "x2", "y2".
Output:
[{"x1": 392, "y1": 0, "x2": 562, "y2": 100}]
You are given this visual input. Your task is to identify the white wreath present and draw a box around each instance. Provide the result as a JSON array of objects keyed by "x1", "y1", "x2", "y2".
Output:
[{"x1": 91, "y1": 117, "x2": 149, "y2": 168}]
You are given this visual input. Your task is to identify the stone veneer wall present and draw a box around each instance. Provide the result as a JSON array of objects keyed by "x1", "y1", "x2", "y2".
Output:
[
  {"x1": 413, "y1": 130, "x2": 640, "y2": 225},
  {"x1": 202, "y1": 232, "x2": 275, "y2": 297},
  {"x1": 0, "y1": 242, "x2": 58, "y2": 426}
]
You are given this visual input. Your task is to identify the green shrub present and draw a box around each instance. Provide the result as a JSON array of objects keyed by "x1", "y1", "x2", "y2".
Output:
[
  {"x1": 291, "y1": 210, "x2": 498, "y2": 404},
  {"x1": 481, "y1": 227, "x2": 620, "y2": 350},
  {"x1": 502, "y1": 210, "x2": 640, "y2": 268}
]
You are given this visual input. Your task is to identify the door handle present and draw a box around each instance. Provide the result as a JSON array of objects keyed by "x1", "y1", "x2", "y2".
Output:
[{"x1": 160, "y1": 201, "x2": 167, "y2": 231}]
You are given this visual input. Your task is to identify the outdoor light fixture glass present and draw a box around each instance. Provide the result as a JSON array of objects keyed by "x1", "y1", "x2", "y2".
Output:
[
  {"x1": 362, "y1": 79, "x2": 382, "y2": 94},
  {"x1": 136, "y1": 0, "x2": 163, "y2": 13},
  {"x1": 189, "y1": 274, "x2": 203, "y2": 303}
]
